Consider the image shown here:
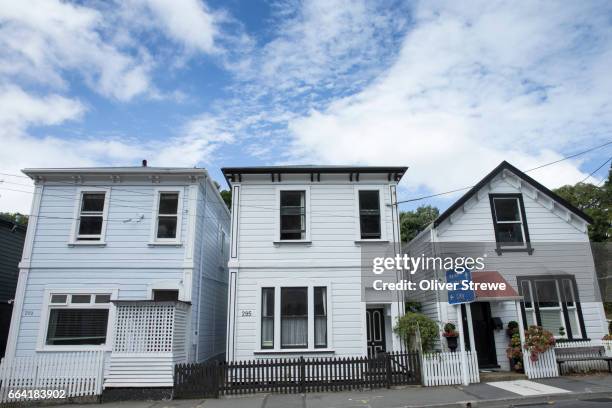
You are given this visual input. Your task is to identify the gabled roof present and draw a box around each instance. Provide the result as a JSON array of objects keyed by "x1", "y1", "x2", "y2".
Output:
[{"x1": 433, "y1": 161, "x2": 593, "y2": 227}]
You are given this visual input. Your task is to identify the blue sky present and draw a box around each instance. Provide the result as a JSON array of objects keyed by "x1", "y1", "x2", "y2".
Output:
[{"x1": 1, "y1": 0, "x2": 612, "y2": 213}]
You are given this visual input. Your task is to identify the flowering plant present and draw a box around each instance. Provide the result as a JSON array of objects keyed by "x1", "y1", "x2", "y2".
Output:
[
  {"x1": 603, "y1": 334, "x2": 612, "y2": 341},
  {"x1": 442, "y1": 322, "x2": 458, "y2": 337},
  {"x1": 523, "y1": 326, "x2": 556, "y2": 361}
]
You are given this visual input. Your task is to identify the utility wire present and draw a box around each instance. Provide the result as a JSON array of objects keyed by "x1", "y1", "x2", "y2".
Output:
[{"x1": 579, "y1": 156, "x2": 612, "y2": 183}]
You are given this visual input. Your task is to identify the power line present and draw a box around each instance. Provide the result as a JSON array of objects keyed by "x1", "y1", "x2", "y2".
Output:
[
  {"x1": 395, "y1": 140, "x2": 612, "y2": 205},
  {"x1": 579, "y1": 156, "x2": 612, "y2": 183}
]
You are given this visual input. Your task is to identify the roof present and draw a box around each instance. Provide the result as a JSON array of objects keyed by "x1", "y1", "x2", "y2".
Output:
[
  {"x1": 433, "y1": 161, "x2": 593, "y2": 227},
  {"x1": 472, "y1": 271, "x2": 521, "y2": 301},
  {"x1": 221, "y1": 165, "x2": 408, "y2": 186},
  {"x1": 22, "y1": 167, "x2": 208, "y2": 177}
]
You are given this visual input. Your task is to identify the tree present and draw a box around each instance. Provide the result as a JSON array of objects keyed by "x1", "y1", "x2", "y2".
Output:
[
  {"x1": 0, "y1": 212, "x2": 28, "y2": 226},
  {"x1": 399, "y1": 205, "x2": 439, "y2": 243},
  {"x1": 220, "y1": 190, "x2": 231, "y2": 209},
  {"x1": 553, "y1": 167, "x2": 611, "y2": 242}
]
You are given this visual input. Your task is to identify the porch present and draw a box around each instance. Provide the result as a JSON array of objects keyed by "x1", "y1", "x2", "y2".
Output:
[{"x1": 105, "y1": 300, "x2": 190, "y2": 388}]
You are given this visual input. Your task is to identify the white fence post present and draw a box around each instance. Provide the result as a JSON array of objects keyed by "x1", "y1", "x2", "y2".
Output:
[{"x1": 421, "y1": 351, "x2": 480, "y2": 386}]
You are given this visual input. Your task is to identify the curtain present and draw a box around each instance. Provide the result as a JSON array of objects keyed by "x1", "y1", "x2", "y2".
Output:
[
  {"x1": 315, "y1": 317, "x2": 327, "y2": 347},
  {"x1": 281, "y1": 317, "x2": 307, "y2": 347}
]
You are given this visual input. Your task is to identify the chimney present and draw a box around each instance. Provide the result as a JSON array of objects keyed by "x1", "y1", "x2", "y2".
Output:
[{"x1": 142, "y1": 159, "x2": 148, "y2": 167}]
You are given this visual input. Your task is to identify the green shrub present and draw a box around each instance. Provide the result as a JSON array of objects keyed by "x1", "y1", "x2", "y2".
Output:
[{"x1": 394, "y1": 312, "x2": 439, "y2": 352}]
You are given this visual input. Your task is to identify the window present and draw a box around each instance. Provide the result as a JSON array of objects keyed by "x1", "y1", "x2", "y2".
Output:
[
  {"x1": 518, "y1": 276, "x2": 585, "y2": 339},
  {"x1": 76, "y1": 192, "x2": 106, "y2": 241},
  {"x1": 156, "y1": 192, "x2": 179, "y2": 240},
  {"x1": 314, "y1": 287, "x2": 327, "y2": 348},
  {"x1": 152, "y1": 290, "x2": 179, "y2": 301},
  {"x1": 280, "y1": 191, "x2": 306, "y2": 240},
  {"x1": 359, "y1": 190, "x2": 381, "y2": 239},
  {"x1": 44, "y1": 292, "x2": 111, "y2": 347},
  {"x1": 261, "y1": 288, "x2": 274, "y2": 349},
  {"x1": 490, "y1": 194, "x2": 531, "y2": 253},
  {"x1": 281, "y1": 287, "x2": 308, "y2": 348}
]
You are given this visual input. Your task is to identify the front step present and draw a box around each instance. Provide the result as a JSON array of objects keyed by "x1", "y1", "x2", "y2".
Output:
[{"x1": 479, "y1": 370, "x2": 527, "y2": 382}]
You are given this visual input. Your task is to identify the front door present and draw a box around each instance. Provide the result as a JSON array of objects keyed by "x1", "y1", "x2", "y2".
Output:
[
  {"x1": 366, "y1": 308, "x2": 386, "y2": 357},
  {"x1": 467, "y1": 302, "x2": 498, "y2": 368}
]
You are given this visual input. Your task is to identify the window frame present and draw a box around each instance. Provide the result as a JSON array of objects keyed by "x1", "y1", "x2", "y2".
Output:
[
  {"x1": 355, "y1": 187, "x2": 387, "y2": 242},
  {"x1": 149, "y1": 188, "x2": 183, "y2": 245},
  {"x1": 70, "y1": 187, "x2": 111, "y2": 245},
  {"x1": 489, "y1": 193, "x2": 532, "y2": 255},
  {"x1": 255, "y1": 281, "x2": 332, "y2": 353},
  {"x1": 517, "y1": 275, "x2": 586, "y2": 340},
  {"x1": 274, "y1": 186, "x2": 311, "y2": 243},
  {"x1": 37, "y1": 288, "x2": 117, "y2": 352}
]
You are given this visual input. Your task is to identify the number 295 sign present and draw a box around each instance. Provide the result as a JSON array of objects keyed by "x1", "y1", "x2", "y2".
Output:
[{"x1": 446, "y1": 268, "x2": 475, "y2": 305}]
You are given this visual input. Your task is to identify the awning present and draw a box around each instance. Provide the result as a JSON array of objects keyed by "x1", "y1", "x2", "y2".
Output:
[{"x1": 471, "y1": 271, "x2": 522, "y2": 301}]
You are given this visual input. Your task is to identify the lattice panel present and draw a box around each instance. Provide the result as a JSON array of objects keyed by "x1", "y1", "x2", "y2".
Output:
[{"x1": 114, "y1": 303, "x2": 176, "y2": 353}]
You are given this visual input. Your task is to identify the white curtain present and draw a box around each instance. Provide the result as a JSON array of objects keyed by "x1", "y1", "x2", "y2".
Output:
[
  {"x1": 315, "y1": 317, "x2": 327, "y2": 347},
  {"x1": 281, "y1": 317, "x2": 307, "y2": 347}
]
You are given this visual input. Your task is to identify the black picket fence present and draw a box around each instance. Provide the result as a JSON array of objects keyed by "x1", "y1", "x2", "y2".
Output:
[{"x1": 174, "y1": 351, "x2": 421, "y2": 399}]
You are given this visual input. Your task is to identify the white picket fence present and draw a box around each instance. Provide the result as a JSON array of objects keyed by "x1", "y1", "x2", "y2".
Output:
[
  {"x1": 523, "y1": 348, "x2": 558, "y2": 379},
  {"x1": 422, "y1": 351, "x2": 480, "y2": 386},
  {"x1": 0, "y1": 351, "x2": 105, "y2": 403}
]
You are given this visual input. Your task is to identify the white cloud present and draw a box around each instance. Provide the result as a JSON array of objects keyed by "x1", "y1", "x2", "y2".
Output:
[
  {"x1": 123, "y1": 0, "x2": 218, "y2": 54},
  {"x1": 286, "y1": 0, "x2": 612, "y2": 194},
  {"x1": 0, "y1": 88, "x2": 234, "y2": 213}
]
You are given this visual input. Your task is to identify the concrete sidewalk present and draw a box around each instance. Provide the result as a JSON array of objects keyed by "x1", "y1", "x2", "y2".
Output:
[{"x1": 52, "y1": 374, "x2": 612, "y2": 408}]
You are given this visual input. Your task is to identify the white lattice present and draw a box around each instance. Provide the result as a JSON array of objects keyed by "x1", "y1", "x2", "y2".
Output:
[{"x1": 114, "y1": 302, "x2": 178, "y2": 353}]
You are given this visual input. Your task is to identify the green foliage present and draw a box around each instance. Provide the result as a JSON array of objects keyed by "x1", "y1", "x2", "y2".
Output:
[
  {"x1": 506, "y1": 332, "x2": 523, "y2": 371},
  {"x1": 553, "y1": 168, "x2": 611, "y2": 242},
  {"x1": 220, "y1": 190, "x2": 232, "y2": 209},
  {"x1": 405, "y1": 302, "x2": 422, "y2": 313},
  {"x1": 523, "y1": 326, "x2": 556, "y2": 362},
  {"x1": 0, "y1": 212, "x2": 28, "y2": 226},
  {"x1": 393, "y1": 312, "x2": 439, "y2": 352},
  {"x1": 399, "y1": 205, "x2": 440, "y2": 243}
]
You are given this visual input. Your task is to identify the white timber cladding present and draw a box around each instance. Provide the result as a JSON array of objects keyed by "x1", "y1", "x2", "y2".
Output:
[
  {"x1": 6, "y1": 168, "x2": 230, "y2": 379},
  {"x1": 405, "y1": 167, "x2": 607, "y2": 371},
  {"x1": 228, "y1": 171, "x2": 402, "y2": 361}
]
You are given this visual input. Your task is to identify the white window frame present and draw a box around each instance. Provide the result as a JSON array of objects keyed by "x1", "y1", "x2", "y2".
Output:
[
  {"x1": 37, "y1": 288, "x2": 118, "y2": 352},
  {"x1": 274, "y1": 186, "x2": 311, "y2": 243},
  {"x1": 561, "y1": 278, "x2": 583, "y2": 338},
  {"x1": 254, "y1": 280, "x2": 333, "y2": 353},
  {"x1": 533, "y1": 279, "x2": 565, "y2": 338},
  {"x1": 69, "y1": 187, "x2": 111, "y2": 245},
  {"x1": 149, "y1": 188, "x2": 183, "y2": 245},
  {"x1": 492, "y1": 197, "x2": 526, "y2": 248},
  {"x1": 354, "y1": 186, "x2": 388, "y2": 242}
]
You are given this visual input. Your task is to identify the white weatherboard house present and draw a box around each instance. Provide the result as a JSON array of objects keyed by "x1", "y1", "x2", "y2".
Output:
[
  {"x1": 222, "y1": 165, "x2": 408, "y2": 361},
  {"x1": 408, "y1": 161, "x2": 608, "y2": 371},
  {"x1": 5, "y1": 166, "x2": 230, "y2": 388}
]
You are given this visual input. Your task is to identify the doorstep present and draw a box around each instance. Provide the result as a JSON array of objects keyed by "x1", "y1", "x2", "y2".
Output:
[{"x1": 478, "y1": 369, "x2": 527, "y2": 382}]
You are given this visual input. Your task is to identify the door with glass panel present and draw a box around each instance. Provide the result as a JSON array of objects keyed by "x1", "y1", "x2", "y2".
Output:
[{"x1": 366, "y1": 308, "x2": 386, "y2": 357}]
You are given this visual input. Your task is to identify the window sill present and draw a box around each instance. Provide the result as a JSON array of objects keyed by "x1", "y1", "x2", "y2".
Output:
[
  {"x1": 354, "y1": 239, "x2": 389, "y2": 244},
  {"x1": 148, "y1": 241, "x2": 183, "y2": 247},
  {"x1": 273, "y1": 240, "x2": 312, "y2": 245},
  {"x1": 68, "y1": 241, "x2": 106, "y2": 247},
  {"x1": 37, "y1": 345, "x2": 110, "y2": 352},
  {"x1": 495, "y1": 244, "x2": 533, "y2": 255},
  {"x1": 254, "y1": 348, "x2": 335, "y2": 355}
]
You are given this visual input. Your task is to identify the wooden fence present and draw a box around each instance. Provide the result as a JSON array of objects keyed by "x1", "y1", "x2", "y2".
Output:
[
  {"x1": 524, "y1": 348, "x2": 559, "y2": 379},
  {"x1": 0, "y1": 351, "x2": 105, "y2": 403},
  {"x1": 554, "y1": 340, "x2": 612, "y2": 374},
  {"x1": 422, "y1": 351, "x2": 479, "y2": 386},
  {"x1": 175, "y1": 352, "x2": 421, "y2": 399}
]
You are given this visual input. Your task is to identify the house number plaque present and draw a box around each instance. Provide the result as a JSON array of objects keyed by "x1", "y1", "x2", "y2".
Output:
[{"x1": 241, "y1": 310, "x2": 252, "y2": 317}]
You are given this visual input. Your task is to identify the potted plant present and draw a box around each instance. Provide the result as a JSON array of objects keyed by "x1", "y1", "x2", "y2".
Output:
[
  {"x1": 506, "y1": 332, "x2": 524, "y2": 372},
  {"x1": 523, "y1": 326, "x2": 556, "y2": 362},
  {"x1": 442, "y1": 322, "x2": 459, "y2": 352},
  {"x1": 558, "y1": 327, "x2": 566, "y2": 338},
  {"x1": 506, "y1": 321, "x2": 519, "y2": 338}
]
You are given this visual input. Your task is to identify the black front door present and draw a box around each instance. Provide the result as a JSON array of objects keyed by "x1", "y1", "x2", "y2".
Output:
[
  {"x1": 467, "y1": 302, "x2": 498, "y2": 368},
  {"x1": 366, "y1": 308, "x2": 386, "y2": 357}
]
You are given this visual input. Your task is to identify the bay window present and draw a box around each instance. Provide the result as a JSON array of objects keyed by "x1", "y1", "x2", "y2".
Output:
[{"x1": 517, "y1": 276, "x2": 585, "y2": 339}]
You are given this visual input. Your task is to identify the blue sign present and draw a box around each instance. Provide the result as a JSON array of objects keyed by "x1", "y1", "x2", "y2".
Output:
[{"x1": 446, "y1": 268, "x2": 475, "y2": 305}]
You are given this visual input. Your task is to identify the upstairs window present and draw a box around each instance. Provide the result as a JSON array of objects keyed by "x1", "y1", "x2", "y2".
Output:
[
  {"x1": 77, "y1": 192, "x2": 106, "y2": 241},
  {"x1": 280, "y1": 191, "x2": 306, "y2": 240},
  {"x1": 155, "y1": 192, "x2": 180, "y2": 241},
  {"x1": 359, "y1": 190, "x2": 381, "y2": 239},
  {"x1": 490, "y1": 194, "x2": 531, "y2": 253}
]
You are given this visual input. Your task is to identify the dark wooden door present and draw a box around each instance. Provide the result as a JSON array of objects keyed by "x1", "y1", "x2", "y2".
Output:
[
  {"x1": 366, "y1": 308, "x2": 386, "y2": 357},
  {"x1": 469, "y1": 302, "x2": 498, "y2": 368},
  {"x1": 0, "y1": 303, "x2": 12, "y2": 358}
]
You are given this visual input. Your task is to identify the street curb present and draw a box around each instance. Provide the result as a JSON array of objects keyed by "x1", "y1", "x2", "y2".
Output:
[{"x1": 403, "y1": 390, "x2": 612, "y2": 408}]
